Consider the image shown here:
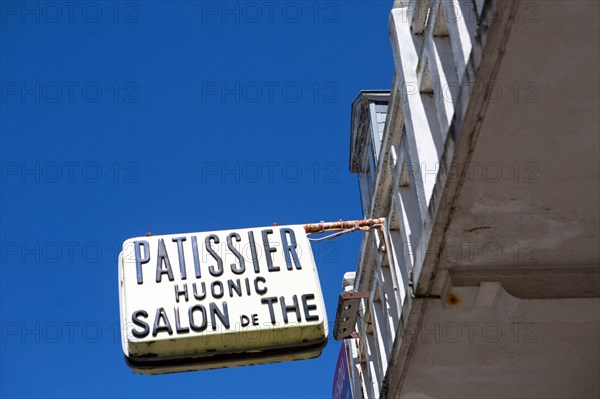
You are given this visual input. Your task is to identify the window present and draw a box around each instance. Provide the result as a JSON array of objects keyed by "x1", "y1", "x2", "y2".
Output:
[{"x1": 358, "y1": 101, "x2": 388, "y2": 217}]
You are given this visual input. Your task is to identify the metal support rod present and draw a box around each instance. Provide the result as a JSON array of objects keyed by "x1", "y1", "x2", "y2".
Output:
[{"x1": 303, "y1": 218, "x2": 385, "y2": 234}]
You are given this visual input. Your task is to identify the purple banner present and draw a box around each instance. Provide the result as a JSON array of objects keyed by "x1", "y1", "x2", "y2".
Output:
[{"x1": 332, "y1": 343, "x2": 352, "y2": 399}]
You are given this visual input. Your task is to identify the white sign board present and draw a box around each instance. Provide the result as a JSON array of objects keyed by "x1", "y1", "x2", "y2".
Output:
[{"x1": 119, "y1": 225, "x2": 328, "y2": 374}]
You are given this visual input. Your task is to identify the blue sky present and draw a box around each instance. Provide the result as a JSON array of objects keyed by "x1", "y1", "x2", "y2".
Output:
[{"x1": 0, "y1": 1, "x2": 393, "y2": 397}]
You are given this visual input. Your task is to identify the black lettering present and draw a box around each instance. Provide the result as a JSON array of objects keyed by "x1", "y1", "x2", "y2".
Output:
[
  {"x1": 261, "y1": 296, "x2": 278, "y2": 325},
  {"x1": 189, "y1": 304, "x2": 207, "y2": 332},
  {"x1": 134, "y1": 240, "x2": 150, "y2": 285},
  {"x1": 245, "y1": 278, "x2": 251, "y2": 295},
  {"x1": 192, "y1": 282, "x2": 206, "y2": 300},
  {"x1": 191, "y1": 236, "x2": 201, "y2": 278},
  {"x1": 174, "y1": 283, "x2": 189, "y2": 303},
  {"x1": 227, "y1": 233, "x2": 245, "y2": 275},
  {"x1": 248, "y1": 231, "x2": 260, "y2": 273},
  {"x1": 211, "y1": 280, "x2": 224, "y2": 298},
  {"x1": 174, "y1": 306, "x2": 189, "y2": 334},
  {"x1": 280, "y1": 295, "x2": 301, "y2": 323},
  {"x1": 280, "y1": 228, "x2": 302, "y2": 270},
  {"x1": 254, "y1": 276, "x2": 267, "y2": 295},
  {"x1": 262, "y1": 229, "x2": 280, "y2": 272},
  {"x1": 156, "y1": 239, "x2": 174, "y2": 283},
  {"x1": 152, "y1": 307, "x2": 173, "y2": 336},
  {"x1": 172, "y1": 236, "x2": 187, "y2": 279},
  {"x1": 228, "y1": 279, "x2": 242, "y2": 297},
  {"x1": 210, "y1": 302, "x2": 230, "y2": 330},
  {"x1": 205, "y1": 234, "x2": 223, "y2": 276},
  {"x1": 302, "y1": 294, "x2": 319, "y2": 321},
  {"x1": 131, "y1": 310, "x2": 149, "y2": 338},
  {"x1": 240, "y1": 314, "x2": 250, "y2": 327}
]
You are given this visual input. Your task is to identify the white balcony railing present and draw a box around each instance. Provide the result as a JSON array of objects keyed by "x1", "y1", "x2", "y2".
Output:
[{"x1": 347, "y1": 0, "x2": 491, "y2": 397}]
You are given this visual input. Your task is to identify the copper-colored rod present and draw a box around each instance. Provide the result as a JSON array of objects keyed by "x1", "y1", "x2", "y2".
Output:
[{"x1": 303, "y1": 218, "x2": 385, "y2": 234}]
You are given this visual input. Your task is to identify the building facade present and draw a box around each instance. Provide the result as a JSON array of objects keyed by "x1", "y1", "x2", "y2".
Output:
[{"x1": 340, "y1": 1, "x2": 599, "y2": 398}]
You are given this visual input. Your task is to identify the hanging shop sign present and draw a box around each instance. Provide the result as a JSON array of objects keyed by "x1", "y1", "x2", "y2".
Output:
[{"x1": 118, "y1": 224, "x2": 328, "y2": 374}]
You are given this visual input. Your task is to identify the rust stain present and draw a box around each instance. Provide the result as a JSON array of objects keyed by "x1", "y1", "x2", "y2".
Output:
[
  {"x1": 303, "y1": 218, "x2": 385, "y2": 234},
  {"x1": 446, "y1": 292, "x2": 461, "y2": 306}
]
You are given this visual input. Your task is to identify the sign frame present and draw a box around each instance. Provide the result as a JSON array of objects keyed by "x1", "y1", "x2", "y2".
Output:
[{"x1": 118, "y1": 224, "x2": 328, "y2": 374}]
